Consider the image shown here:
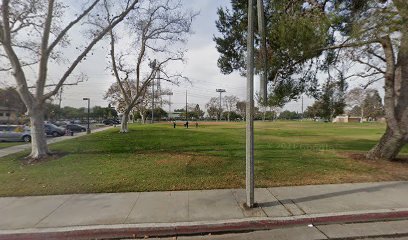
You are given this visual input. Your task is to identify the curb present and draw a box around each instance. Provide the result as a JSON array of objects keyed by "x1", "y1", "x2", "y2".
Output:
[{"x1": 1, "y1": 209, "x2": 408, "y2": 240}]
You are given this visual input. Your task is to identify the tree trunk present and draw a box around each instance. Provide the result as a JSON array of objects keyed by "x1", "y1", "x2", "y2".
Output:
[
  {"x1": 130, "y1": 111, "x2": 135, "y2": 123},
  {"x1": 140, "y1": 112, "x2": 146, "y2": 124},
  {"x1": 366, "y1": 33, "x2": 408, "y2": 160},
  {"x1": 227, "y1": 112, "x2": 230, "y2": 122},
  {"x1": 120, "y1": 111, "x2": 130, "y2": 133},
  {"x1": 367, "y1": 127, "x2": 407, "y2": 160},
  {"x1": 28, "y1": 107, "x2": 50, "y2": 160}
]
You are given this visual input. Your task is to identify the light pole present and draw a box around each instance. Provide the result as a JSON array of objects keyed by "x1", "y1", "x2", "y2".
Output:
[
  {"x1": 216, "y1": 89, "x2": 226, "y2": 121},
  {"x1": 83, "y1": 98, "x2": 91, "y2": 134},
  {"x1": 185, "y1": 90, "x2": 188, "y2": 121},
  {"x1": 246, "y1": 0, "x2": 255, "y2": 208},
  {"x1": 167, "y1": 92, "x2": 173, "y2": 120}
]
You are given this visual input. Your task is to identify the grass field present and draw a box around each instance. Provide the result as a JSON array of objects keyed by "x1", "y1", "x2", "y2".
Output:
[{"x1": 0, "y1": 121, "x2": 407, "y2": 197}]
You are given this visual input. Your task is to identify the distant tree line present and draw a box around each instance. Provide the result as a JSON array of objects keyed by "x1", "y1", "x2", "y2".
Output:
[{"x1": 0, "y1": 87, "x2": 118, "y2": 123}]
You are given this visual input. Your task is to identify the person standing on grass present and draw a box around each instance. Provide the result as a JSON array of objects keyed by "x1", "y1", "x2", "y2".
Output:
[
  {"x1": 195, "y1": 122, "x2": 198, "y2": 128},
  {"x1": 185, "y1": 121, "x2": 189, "y2": 128},
  {"x1": 173, "y1": 120, "x2": 176, "y2": 128}
]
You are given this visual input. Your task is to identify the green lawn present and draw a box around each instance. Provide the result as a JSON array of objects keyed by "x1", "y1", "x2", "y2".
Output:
[{"x1": 0, "y1": 121, "x2": 407, "y2": 197}]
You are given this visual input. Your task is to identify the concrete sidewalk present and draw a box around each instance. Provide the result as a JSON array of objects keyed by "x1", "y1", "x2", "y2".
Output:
[
  {"x1": 1, "y1": 181, "x2": 408, "y2": 239},
  {"x1": 0, "y1": 126, "x2": 113, "y2": 158}
]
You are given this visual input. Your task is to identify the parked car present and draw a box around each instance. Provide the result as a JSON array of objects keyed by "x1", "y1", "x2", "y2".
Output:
[
  {"x1": 65, "y1": 124, "x2": 86, "y2": 132},
  {"x1": 53, "y1": 121, "x2": 70, "y2": 127},
  {"x1": 44, "y1": 123, "x2": 66, "y2": 137},
  {"x1": 103, "y1": 119, "x2": 121, "y2": 125},
  {"x1": 0, "y1": 125, "x2": 31, "y2": 142}
]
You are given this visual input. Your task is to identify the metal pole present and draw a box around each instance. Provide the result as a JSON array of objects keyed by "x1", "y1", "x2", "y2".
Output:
[
  {"x1": 87, "y1": 99, "x2": 91, "y2": 134},
  {"x1": 169, "y1": 95, "x2": 172, "y2": 116},
  {"x1": 301, "y1": 95, "x2": 304, "y2": 120},
  {"x1": 216, "y1": 89, "x2": 226, "y2": 121},
  {"x1": 185, "y1": 90, "x2": 188, "y2": 121},
  {"x1": 152, "y1": 77, "x2": 155, "y2": 124},
  {"x1": 58, "y1": 86, "x2": 63, "y2": 120},
  {"x1": 246, "y1": 0, "x2": 255, "y2": 208},
  {"x1": 257, "y1": 0, "x2": 268, "y2": 104},
  {"x1": 83, "y1": 98, "x2": 91, "y2": 134},
  {"x1": 219, "y1": 91, "x2": 222, "y2": 120}
]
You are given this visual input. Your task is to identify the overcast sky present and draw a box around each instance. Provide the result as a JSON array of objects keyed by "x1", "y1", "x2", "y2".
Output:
[
  {"x1": 58, "y1": 0, "x2": 254, "y2": 112},
  {"x1": 2, "y1": 0, "x2": 385, "y2": 113}
]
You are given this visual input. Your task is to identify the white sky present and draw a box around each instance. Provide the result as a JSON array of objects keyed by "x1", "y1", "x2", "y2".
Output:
[
  {"x1": 59, "y1": 0, "x2": 251, "y2": 112},
  {"x1": 1, "y1": 0, "x2": 385, "y2": 113}
]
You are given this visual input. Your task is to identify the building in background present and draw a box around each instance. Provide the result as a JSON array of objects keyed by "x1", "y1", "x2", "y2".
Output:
[{"x1": 0, "y1": 106, "x2": 18, "y2": 124}]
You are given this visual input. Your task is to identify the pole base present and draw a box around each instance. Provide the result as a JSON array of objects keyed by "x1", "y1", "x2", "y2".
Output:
[
  {"x1": 243, "y1": 202, "x2": 259, "y2": 209},
  {"x1": 86, "y1": 129, "x2": 91, "y2": 134}
]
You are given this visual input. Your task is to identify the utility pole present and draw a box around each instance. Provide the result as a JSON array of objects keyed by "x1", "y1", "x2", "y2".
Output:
[
  {"x1": 151, "y1": 74, "x2": 155, "y2": 124},
  {"x1": 165, "y1": 92, "x2": 173, "y2": 120},
  {"x1": 246, "y1": 0, "x2": 255, "y2": 208},
  {"x1": 83, "y1": 98, "x2": 91, "y2": 134},
  {"x1": 58, "y1": 86, "x2": 63, "y2": 120},
  {"x1": 216, "y1": 89, "x2": 226, "y2": 121},
  {"x1": 257, "y1": 0, "x2": 268, "y2": 104},
  {"x1": 301, "y1": 95, "x2": 304, "y2": 120},
  {"x1": 185, "y1": 90, "x2": 188, "y2": 121},
  {"x1": 58, "y1": 86, "x2": 63, "y2": 109}
]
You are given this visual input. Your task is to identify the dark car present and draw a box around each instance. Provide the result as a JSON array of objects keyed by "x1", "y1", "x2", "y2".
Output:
[
  {"x1": 103, "y1": 119, "x2": 120, "y2": 125},
  {"x1": 65, "y1": 124, "x2": 86, "y2": 132},
  {"x1": 44, "y1": 123, "x2": 66, "y2": 137}
]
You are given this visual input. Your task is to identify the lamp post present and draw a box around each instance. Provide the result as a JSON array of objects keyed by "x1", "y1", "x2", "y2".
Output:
[
  {"x1": 83, "y1": 98, "x2": 91, "y2": 134},
  {"x1": 246, "y1": 0, "x2": 255, "y2": 208},
  {"x1": 216, "y1": 89, "x2": 226, "y2": 121},
  {"x1": 167, "y1": 92, "x2": 173, "y2": 120}
]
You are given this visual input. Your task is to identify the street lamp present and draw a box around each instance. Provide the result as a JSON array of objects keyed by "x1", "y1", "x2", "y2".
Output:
[
  {"x1": 245, "y1": 0, "x2": 263, "y2": 208},
  {"x1": 83, "y1": 98, "x2": 91, "y2": 134},
  {"x1": 216, "y1": 89, "x2": 226, "y2": 121}
]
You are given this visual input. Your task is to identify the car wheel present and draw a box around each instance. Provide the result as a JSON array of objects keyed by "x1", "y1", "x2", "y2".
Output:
[
  {"x1": 52, "y1": 131, "x2": 59, "y2": 137},
  {"x1": 23, "y1": 135, "x2": 31, "y2": 142}
]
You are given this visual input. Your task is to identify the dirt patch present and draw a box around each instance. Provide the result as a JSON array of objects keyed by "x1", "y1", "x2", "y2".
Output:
[
  {"x1": 154, "y1": 153, "x2": 225, "y2": 167},
  {"x1": 21, "y1": 152, "x2": 69, "y2": 165},
  {"x1": 339, "y1": 152, "x2": 408, "y2": 181}
]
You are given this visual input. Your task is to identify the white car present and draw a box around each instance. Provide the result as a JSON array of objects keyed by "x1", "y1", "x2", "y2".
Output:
[{"x1": 0, "y1": 125, "x2": 31, "y2": 142}]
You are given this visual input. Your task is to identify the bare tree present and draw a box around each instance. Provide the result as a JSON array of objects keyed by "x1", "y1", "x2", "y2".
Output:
[
  {"x1": 106, "y1": 0, "x2": 196, "y2": 132},
  {"x1": 346, "y1": 87, "x2": 366, "y2": 121},
  {"x1": 223, "y1": 95, "x2": 239, "y2": 122},
  {"x1": 206, "y1": 97, "x2": 222, "y2": 120},
  {"x1": 236, "y1": 101, "x2": 246, "y2": 121},
  {"x1": 0, "y1": 0, "x2": 139, "y2": 161}
]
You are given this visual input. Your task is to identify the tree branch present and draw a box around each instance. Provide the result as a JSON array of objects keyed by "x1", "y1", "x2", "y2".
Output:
[
  {"x1": 37, "y1": 0, "x2": 55, "y2": 98},
  {"x1": 43, "y1": 0, "x2": 139, "y2": 101},
  {"x1": 0, "y1": 0, "x2": 34, "y2": 108},
  {"x1": 47, "y1": 0, "x2": 101, "y2": 54},
  {"x1": 354, "y1": 58, "x2": 385, "y2": 74}
]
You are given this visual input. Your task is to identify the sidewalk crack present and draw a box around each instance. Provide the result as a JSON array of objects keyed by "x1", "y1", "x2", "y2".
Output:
[
  {"x1": 314, "y1": 225, "x2": 330, "y2": 239},
  {"x1": 266, "y1": 188, "x2": 295, "y2": 216},
  {"x1": 35, "y1": 194, "x2": 75, "y2": 228},
  {"x1": 187, "y1": 191, "x2": 190, "y2": 220},
  {"x1": 291, "y1": 199, "x2": 307, "y2": 215},
  {"x1": 124, "y1": 192, "x2": 141, "y2": 224}
]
